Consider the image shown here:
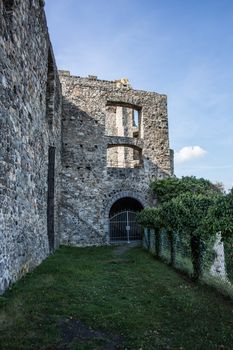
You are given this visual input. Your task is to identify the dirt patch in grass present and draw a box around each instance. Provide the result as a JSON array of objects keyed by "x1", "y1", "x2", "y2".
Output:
[
  {"x1": 58, "y1": 317, "x2": 124, "y2": 350},
  {"x1": 106, "y1": 258, "x2": 135, "y2": 264},
  {"x1": 112, "y1": 243, "x2": 139, "y2": 257},
  {"x1": 108, "y1": 243, "x2": 137, "y2": 264}
]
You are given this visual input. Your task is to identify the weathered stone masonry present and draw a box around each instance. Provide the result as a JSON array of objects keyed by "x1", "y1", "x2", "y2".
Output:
[
  {"x1": 0, "y1": 0, "x2": 173, "y2": 293},
  {"x1": 0, "y1": 0, "x2": 62, "y2": 293},
  {"x1": 59, "y1": 73, "x2": 173, "y2": 246}
]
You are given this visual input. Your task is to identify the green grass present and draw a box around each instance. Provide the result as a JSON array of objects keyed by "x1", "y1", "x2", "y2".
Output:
[{"x1": 1, "y1": 246, "x2": 233, "y2": 350}]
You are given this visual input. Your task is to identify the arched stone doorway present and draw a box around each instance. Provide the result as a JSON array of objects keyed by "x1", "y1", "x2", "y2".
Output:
[{"x1": 109, "y1": 197, "x2": 144, "y2": 243}]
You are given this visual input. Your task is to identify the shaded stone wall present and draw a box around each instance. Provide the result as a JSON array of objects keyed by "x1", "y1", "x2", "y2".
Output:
[
  {"x1": 0, "y1": 0, "x2": 174, "y2": 293},
  {"x1": 59, "y1": 72, "x2": 173, "y2": 246},
  {"x1": 0, "y1": 0, "x2": 62, "y2": 294}
]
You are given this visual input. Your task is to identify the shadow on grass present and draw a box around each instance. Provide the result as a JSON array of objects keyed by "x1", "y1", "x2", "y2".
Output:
[{"x1": 1, "y1": 245, "x2": 233, "y2": 350}]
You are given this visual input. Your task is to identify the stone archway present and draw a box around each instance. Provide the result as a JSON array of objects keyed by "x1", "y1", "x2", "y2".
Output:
[
  {"x1": 103, "y1": 190, "x2": 147, "y2": 243},
  {"x1": 109, "y1": 197, "x2": 143, "y2": 242}
]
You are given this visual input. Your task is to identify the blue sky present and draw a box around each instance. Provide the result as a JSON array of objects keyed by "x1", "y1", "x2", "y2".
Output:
[{"x1": 45, "y1": 0, "x2": 233, "y2": 190}]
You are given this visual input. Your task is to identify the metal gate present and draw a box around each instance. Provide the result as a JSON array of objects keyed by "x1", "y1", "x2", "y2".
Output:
[{"x1": 109, "y1": 211, "x2": 142, "y2": 243}]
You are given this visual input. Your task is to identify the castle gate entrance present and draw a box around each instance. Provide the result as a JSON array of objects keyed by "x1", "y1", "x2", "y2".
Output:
[{"x1": 109, "y1": 197, "x2": 143, "y2": 243}]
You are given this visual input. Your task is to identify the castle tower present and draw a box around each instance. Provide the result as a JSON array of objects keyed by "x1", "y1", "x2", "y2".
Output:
[{"x1": 59, "y1": 72, "x2": 173, "y2": 245}]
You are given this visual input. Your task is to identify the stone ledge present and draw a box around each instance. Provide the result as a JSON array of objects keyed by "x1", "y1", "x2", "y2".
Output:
[{"x1": 106, "y1": 136, "x2": 144, "y2": 150}]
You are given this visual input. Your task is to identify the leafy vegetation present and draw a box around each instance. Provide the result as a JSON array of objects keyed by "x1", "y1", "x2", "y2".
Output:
[
  {"x1": 1, "y1": 246, "x2": 233, "y2": 350},
  {"x1": 205, "y1": 189, "x2": 233, "y2": 242},
  {"x1": 138, "y1": 176, "x2": 233, "y2": 281},
  {"x1": 150, "y1": 176, "x2": 222, "y2": 204}
]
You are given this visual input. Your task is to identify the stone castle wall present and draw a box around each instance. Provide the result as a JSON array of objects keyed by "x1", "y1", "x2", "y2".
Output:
[
  {"x1": 0, "y1": 1, "x2": 174, "y2": 294},
  {"x1": 0, "y1": 0, "x2": 62, "y2": 293},
  {"x1": 59, "y1": 72, "x2": 173, "y2": 246}
]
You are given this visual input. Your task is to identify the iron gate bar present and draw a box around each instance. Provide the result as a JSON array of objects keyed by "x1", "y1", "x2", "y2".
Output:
[{"x1": 109, "y1": 210, "x2": 142, "y2": 243}]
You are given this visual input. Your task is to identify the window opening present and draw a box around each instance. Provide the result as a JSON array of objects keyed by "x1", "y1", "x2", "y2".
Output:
[
  {"x1": 105, "y1": 103, "x2": 141, "y2": 138},
  {"x1": 107, "y1": 145, "x2": 143, "y2": 168}
]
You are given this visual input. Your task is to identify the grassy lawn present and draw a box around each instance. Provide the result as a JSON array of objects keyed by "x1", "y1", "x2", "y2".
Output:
[{"x1": 0, "y1": 246, "x2": 233, "y2": 350}]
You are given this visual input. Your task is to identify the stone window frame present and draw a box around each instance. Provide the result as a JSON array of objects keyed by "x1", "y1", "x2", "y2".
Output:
[{"x1": 105, "y1": 101, "x2": 143, "y2": 139}]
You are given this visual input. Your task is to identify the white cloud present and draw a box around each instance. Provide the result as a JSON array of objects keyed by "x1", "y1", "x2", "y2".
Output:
[{"x1": 175, "y1": 146, "x2": 207, "y2": 164}]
